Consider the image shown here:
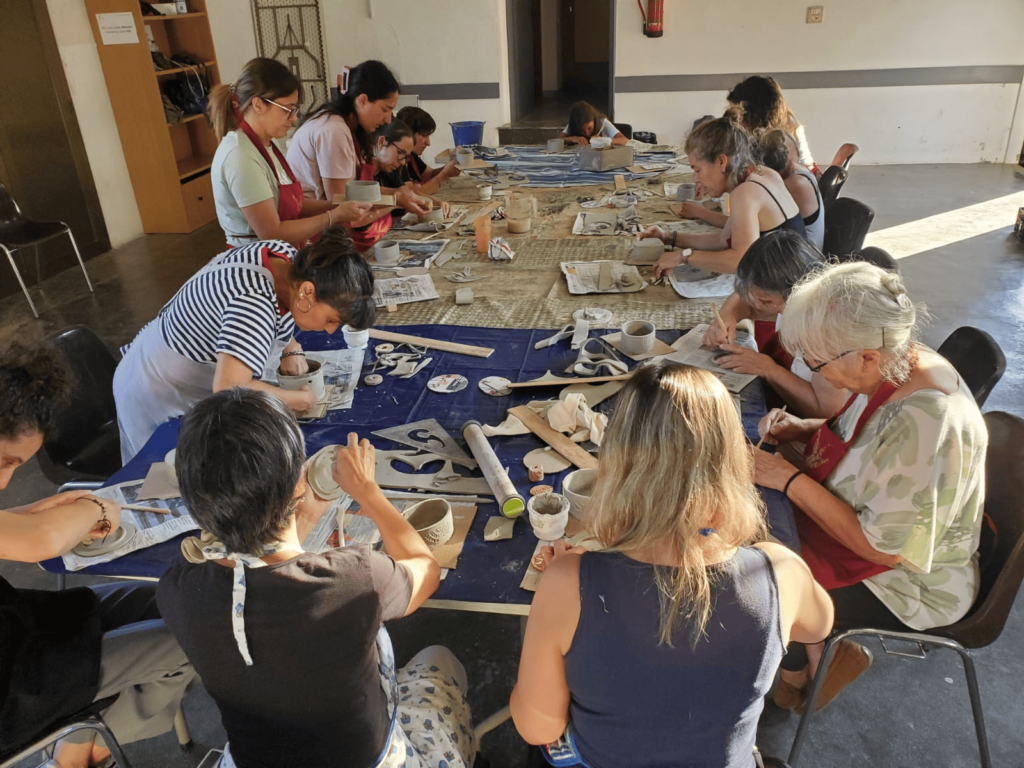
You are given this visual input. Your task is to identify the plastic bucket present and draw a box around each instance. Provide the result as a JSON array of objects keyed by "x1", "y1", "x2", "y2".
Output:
[{"x1": 450, "y1": 120, "x2": 485, "y2": 146}]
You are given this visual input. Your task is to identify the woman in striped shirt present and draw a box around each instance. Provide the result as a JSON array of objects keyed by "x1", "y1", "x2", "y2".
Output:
[{"x1": 113, "y1": 228, "x2": 374, "y2": 463}]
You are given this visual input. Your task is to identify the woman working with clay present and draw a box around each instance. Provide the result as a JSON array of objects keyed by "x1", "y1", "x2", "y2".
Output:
[
  {"x1": 758, "y1": 129, "x2": 824, "y2": 250},
  {"x1": 287, "y1": 60, "x2": 430, "y2": 252},
  {"x1": 639, "y1": 110, "x2": 806, "y2": 276},
  {"x1": 1, "y1": 342, "x2": 195, "y2": 768},
  {"x1": 114, "y1": 228, "x2": 374, "y2": 462},
  {"x1": 374, "y1": 120, "x2": 452, "y2": 221},
  {"x1": 753, "y1": 262, "x2": 986, "y2": 712},
  {"x1": 705, "y1": 231, "x2": 846, "y2": 418},
  {"x1": 395, "y1": 106, "x2": 462, "y2": 195},
  {"x1": 208, "y1": 58, "x2": 372, "y2": 248},
  {"x1": 559, "y1": 101, "x2": 628, "y2": 146},
  {"x1": 511, "y1": 362, "x2": 833, "y2": 767},
  {"x1": 158, "y1": 390, "x2": 475, "y2": 768}
]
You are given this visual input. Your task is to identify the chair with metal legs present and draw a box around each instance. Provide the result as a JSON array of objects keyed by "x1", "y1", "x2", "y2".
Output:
[
  {"x1": 0, "y1": 182, "x2": 94, "y2": 318},
  {"x1": 788, "y1": 411, "x2": 1024, "y2": 768},
  {"x1": 0, "y1": 697, "x2": 132, "y2": 768}
]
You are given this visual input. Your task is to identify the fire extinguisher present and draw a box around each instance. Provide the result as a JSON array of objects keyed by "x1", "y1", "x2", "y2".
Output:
[{"x1": 639, "y1": 0, "x2": 664, "y2": 38}]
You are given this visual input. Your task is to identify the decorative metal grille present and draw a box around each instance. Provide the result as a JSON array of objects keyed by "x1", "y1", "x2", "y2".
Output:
[{"x1": 251, "y1": 0, "x2": 329, "y2": 113}]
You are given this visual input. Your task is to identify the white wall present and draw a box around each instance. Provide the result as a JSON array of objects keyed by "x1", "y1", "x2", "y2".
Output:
[
  {"x1": 206, "y1": 0, "x2": 258, "y2": 82},
  {"x1": 46, "y1": 0, "x2": 143, "y2": 248},
  {"x1": 614, "y1": 0, "x2": 1024, "y2": 165}
]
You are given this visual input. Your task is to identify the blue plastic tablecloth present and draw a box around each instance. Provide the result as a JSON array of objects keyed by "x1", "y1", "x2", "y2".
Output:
[{"x1": 42, "y1": 324, "x2": 798, "y2": 612}]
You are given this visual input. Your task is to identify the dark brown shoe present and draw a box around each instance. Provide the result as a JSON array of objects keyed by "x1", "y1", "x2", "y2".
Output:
[
  {"x1": 772, "y1": 678, "x2": 807, "y2": 712},
  {"x1": 798, "y1": 640, "x2": 872, "y2": 714}
]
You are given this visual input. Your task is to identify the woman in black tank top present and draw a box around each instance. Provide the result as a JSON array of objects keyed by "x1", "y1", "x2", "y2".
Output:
[{"x1": 639, "y1": 110, "x2": 807, "y2": 278}]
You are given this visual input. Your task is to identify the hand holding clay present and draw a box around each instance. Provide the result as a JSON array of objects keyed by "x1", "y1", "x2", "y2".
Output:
[
  {"x1": 756, "y1": 409, "x2": 810, "y2": 446},
  {"x1": 678, "y1": 201, "x2": 711, "y2": 220},
  {"x1": 565, "y1": 135, "x2": 589, "y2": 146},
  {"x1": 716, "y1": 344, "x2": 775, "y2": 376},
  {"x1": 286, "y1": 386, "x2": 318, "y2": 415},
  {"x1": 333, "y1": 432, "x2": 380, "y2": 500},
  {"x1": 332, "y1": 201, "x2": 374, "y2": 224},
  {"x1": 439, "y1": 200, "x2": 452, "y2": 218},
  {"x1": 751, "y1": 445, "x2": 798, "y2": 491},
  {"x1": 638, "y1": 225, "x2": 669, "y2": 242},
  {"x1": 653, "y1": 250, "x2": 685, "y2": 280},
  {"x1": 702, "y1": 321, "x2": 735, "y2": 349},
  {"x1": 80, "y1": 497, "x2": 123, "y2": 545},
  {"x1": 396, "y1": 187, "x2": 432, "y2": 216},
  {"x1": 278, "y1": 353, "x2": 309, "y2": 377},
  {"x1": 443, "y1": 157, "x2": 462, "y2": 177},
  {"x1": 537, "y1": 539, "x2": 588, "y2": 571}
]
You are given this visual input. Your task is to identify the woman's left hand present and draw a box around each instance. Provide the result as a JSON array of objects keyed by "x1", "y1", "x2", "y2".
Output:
[
  {"x1": 538, "y1": 539, "x2": 588, "y2": 571},
  {"x1": 279, "y1": 352, "x2": 309, "y2": 376},
  {"x1": 396, "y1": 187, "x2": 432, "y2": 216},
  {"x1": 751, "y1": 446, "x2": 799, "y2": 491},
  {"x1": 654, "y1": 250, "x2": 685, "y2": 279},
  {"x1": 439, "y1": 200, "x2": 452, "y2": 217},
  {"x1": 715, "y1": 344, "x2": 776, "y2": 377}
]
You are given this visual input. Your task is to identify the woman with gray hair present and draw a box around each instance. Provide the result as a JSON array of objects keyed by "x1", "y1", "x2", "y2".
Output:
[
  {"x1": 708, "y1": 231, "x2": 847, "y2": 418},
  {"x1": 753, "y1": 262, "x2": 987, "y2": 713},
  {"x1": 638, "y1": 109, "x2": 805, "y2": 276}
]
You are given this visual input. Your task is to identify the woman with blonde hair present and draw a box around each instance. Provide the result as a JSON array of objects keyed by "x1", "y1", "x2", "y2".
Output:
[
  {"x1": 639, "y1": 110, "x2": 806, "y2": 277},
  {"x1": 511, "y1": 363, "x2": 832, "y2": 767},
  {"x1": 207, "y1": 58, "x2": 372, "y2": 248},
  {"x1": 755, "y1": 262, "x2": 987, "y2": 713}
]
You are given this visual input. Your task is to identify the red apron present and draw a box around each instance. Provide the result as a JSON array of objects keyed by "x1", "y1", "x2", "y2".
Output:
[
  {"x1": 796, "y1": 382, "x2": 899, "y2": 590},
  {"x1": 347, "y1": 143, "x2": 393, "y2": 252},
  {"x1": 257, "y1": 245, "x2": 292, "y2": 317},
  {"x1": 754, "y1": 319, "x2": 794, "y2": 370},
  {"x1": 238, "y1": 118, "x2": 304, "y2": 245}
]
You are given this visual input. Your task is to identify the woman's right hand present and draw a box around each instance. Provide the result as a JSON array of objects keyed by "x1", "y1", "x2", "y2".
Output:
[
  {"x1": 653, "y1": 250, "x2": 685, "y2": 279},
  {"x1": 537, "y1": 539, "x2": 588, "y2": 571},
  {"x1": 757, "y1": 409, "x2": 810, "y2": 445},
  {"x1": 396, "y1": 187, "x2": 432, "y2": 216},
  {"x1": 678, "y1": 201, "x2": 709, "y2": 220},
  {"x1": 702, "y1": 321, "x2": 735, "y2": 349},
  {"x1": 82, "y1": 497, "x2": 122, "y2": 543},
  {"x1": 285, "y1": 386, "x2": 317, "y2": 415},
  {"x1": 638, "y1": 225, "x2": 668, "y2": 242},
  {"x1": 332, "y1": 201, "x2": 373, "y2": 224},
  {"x1": 332, "y1": 433, "x2": 380, "y2": 500}
]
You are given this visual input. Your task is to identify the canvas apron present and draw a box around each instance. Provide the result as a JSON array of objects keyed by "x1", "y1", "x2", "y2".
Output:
[
  {"x1": 794, "y1": 382, "x2": 899, "y2": 590},
  {"x1": 348, "y1": 142, "x2": 393, "y2": 252},
  {"x1": 235, "y1": 117, "x2": 305, "y2": 247},
  {"x1": 114, "y1": 257, "x2": 284, "y2": 464}
]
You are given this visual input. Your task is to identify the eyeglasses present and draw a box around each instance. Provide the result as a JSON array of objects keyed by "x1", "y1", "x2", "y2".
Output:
[
  {"x1": 804, "y1": 349, "x2": 855, "y2": 373},
  {"x1": 390, "y1": 145, "x2": 410, "y2": 161},
  {"x1": 262, "y1": 97, "x2": 300, "y2": 118}
]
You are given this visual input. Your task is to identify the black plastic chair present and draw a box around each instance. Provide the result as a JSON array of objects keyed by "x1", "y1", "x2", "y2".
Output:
[
  {"x1": 829, "y1": 142, "x2": 859, "y2": 171},
  {"x1": 789, "y1": 411, "x2": 1024, "y2": 768},
  {"x1": 848, "y1": 245, "x2": 899, "y2": 272},
  {"x1": 37, "y1": 326, "x2": 121, "y2": 483},
  {"x1": 938, "y1": 326, "x2": 1007, "y2": 407},
  {"x1": 0, "y1": 182, "x2": 94, "y2": 318},
  {"x1": 821, "y1": 197, "x2": 874, "y2": 257},
  {"x1": 615, "y1": 123, "x2": 633, "y2": 140},
  {"x1": 632, "y1": 130, "x2": 657, "y2": 144},
  {"x1": 817, "y1": 165, "x2": 848, "y2": 210},
  {"x1": 1, "y1": 696, "x2": 132, "y2": 768}
]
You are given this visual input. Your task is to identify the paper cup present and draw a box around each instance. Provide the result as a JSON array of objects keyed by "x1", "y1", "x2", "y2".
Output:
[
  {"x1": 620, "y1": 320, "x2": 656, "y2": 355},
  {"x1": 528, "y1": 492, "x2": 570, "y2": 541},
  {"x1": 374, "y1": 239, "x2": 401, "y2": 265},
  {"x1": 343, "y1": 324, "x2": 369, "y2": 349},
  {"x1": 277, "y1": 358, "x2": 325, "y2": 400}
]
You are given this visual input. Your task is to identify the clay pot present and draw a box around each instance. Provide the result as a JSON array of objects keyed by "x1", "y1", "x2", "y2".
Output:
[
  {"x1": 404, "y1": 498, "x2": 455, "y2": 548},
  {"x1": 562, "y1": 468, "x2": 597, "y2": 519},
  {"x1": 277, "y1": 358, "x2": 326, "y2": 400},
  {"x1": 346, "y1": 180, "x2": 381, "y2": 202},
  {"x1": 374, "y1": 239, "x2": 401, "y2": 265},
  {"x1": 620, "y1": 320, "x2": 656, "y2": 355},
  {"x1": 527, "y1": 492, "x2": 570, "y2": 541}
]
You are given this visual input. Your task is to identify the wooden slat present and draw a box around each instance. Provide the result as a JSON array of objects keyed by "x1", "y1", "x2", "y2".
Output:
[
  {"x1": 367, "y1": 329, "x2": 494, "y2": 358},
  {"x1": 508, "y1": 406, "x2": 599, "y2": 470},
  {"x1": 506, "y1": 372, "x2": 633, "y2": 389}
]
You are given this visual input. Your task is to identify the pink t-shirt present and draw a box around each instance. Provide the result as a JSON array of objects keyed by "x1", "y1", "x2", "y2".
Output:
[{"x1": 286, "y1": 113, "x2": 360, "y2": 201}]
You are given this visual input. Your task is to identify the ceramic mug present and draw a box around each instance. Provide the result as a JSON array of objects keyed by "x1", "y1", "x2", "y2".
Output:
[
  {"x1": 547, "y1": 138, "x2": 564, "y2": 152},
  {"x1": 277, "y1": 358, "x2": 326, "y2": 400},
  {"x1": 343, "y1": 324, "x2": 369, "y2": 349},
  {"x1": 561, "y1": 468, "x2": 597, "y2": 519},
  {"x1": 456, "y1": 148, "x2": 474, "y2": 166},
  {"x1": 620, "y1": 320, "x2": 656, "y2": 355},
  {"x1": 404, "y1": 497, "x2": 455, "y2": 548},
  {"x1": 676, "y1": 182, "x2": 696, "y2": 201},
  {"x1": 374, "y1": 239, "x2": 401, "y2": 265},
  {"x1": 477, "y1": 184, "x2": 493, "y2": 201},
  {"x1": 528, "y1": 492, "x2": 570, "y2": 541}
]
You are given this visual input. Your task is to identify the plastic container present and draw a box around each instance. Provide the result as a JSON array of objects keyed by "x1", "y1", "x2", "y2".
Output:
[
  {"x1": 474, "y1": 215, "x2": 491, "y2": 253},
  {"x1": 450, "y1": 121, "x2": 485, "y2": 146}
]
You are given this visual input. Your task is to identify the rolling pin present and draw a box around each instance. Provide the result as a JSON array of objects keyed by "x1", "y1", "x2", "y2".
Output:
[{"x1": 462, "y1": 421, "x2": 525, "y2": 518}]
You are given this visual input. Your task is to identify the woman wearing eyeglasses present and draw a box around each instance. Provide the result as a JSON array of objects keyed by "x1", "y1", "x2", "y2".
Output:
[
  {"x1": 753, "y1": 262, "x2": 987, "y2": 713},
  {"x1": 208, "y1": 58, "x2": 371, "y2": 249},
  {"x1": 287, "y1": 60, "x2": 431, "y2": 253}
]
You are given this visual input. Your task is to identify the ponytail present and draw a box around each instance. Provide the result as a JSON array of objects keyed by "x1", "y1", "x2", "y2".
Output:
[
  {"x1": 208, "y1": 57, "x2": 301, "y2": 142},
  {"x1": 291, "y1": 227, "x2": 376, "y2": 330},
  {"x1": 303, "y1": 60, "x2": 400, "y2": 158}
]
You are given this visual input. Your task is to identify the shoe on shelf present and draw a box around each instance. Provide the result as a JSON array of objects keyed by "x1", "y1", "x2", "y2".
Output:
[{"x1": 798, "y1": 639, "x2": 873, "y2": 714}]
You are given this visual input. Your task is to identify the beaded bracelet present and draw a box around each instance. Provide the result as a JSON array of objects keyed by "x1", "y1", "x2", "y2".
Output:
[
  {"x1": 84, "y1": 497, "x2": 112, "y2": 539},
  {"x1": 782, "y1": 470, "x2": 804, "y2": 498},
  {"x1": 281, "y1": 351, "x2": 306, "y2": 359}
]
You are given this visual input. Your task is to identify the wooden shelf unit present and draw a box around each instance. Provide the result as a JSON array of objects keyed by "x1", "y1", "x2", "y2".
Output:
[{"x1": 86, "y1": 0, "x2": 220, "y2": 233}]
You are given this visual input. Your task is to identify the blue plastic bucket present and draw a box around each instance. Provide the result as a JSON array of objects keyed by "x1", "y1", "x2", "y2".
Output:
[{"x1": 450, "y1": 120, "x2": 485, "y2": 146}]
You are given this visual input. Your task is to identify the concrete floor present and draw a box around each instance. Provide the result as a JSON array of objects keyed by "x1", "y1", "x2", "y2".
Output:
[{"x1": 2, "y1": 163, "x2": 1023, "y2": 767}]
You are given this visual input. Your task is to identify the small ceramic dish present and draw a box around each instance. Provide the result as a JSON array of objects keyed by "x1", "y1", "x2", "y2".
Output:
[
  {"x1": 307, "y1": 445, "x2": 345, "y2": 500},
  {"x1": 72, "y1": 522, "x2": 138, "y2": 558}
]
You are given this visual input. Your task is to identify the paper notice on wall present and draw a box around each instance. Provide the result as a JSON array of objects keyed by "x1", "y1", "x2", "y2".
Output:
[{"x1": 96, "y1": 13, "x2": 140, "y2": 45}]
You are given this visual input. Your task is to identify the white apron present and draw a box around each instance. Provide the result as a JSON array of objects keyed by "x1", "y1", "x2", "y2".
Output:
[{"x1": 114, "y1": 258, "x2": 284, "y2": 464}]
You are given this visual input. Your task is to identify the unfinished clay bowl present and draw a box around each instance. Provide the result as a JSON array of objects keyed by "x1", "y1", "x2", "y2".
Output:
[
  {"x1": 374, "y1": 239, "x2": 401, "y2": 265},
  {"x1": 620, "y1": 320, "x2": 656, "y2": 355},
  {"x1": 456, "y1": 148, "x2": 475, "y2": 165},
  {"x1": 404, "y1": 497, "x2": 454, "y2": 548},
  {"x1": 346, "y1": 180, "x2": 381, "y2": 202},
  {"x1": 676, "y1": 182, "x2": 696, "y2": 201},
  {"x1": 307, "y1": 445, "x2": 345, "y2": 500},
  {"x1": 527, "y1": 492, "x2": 570, "y2": 541},
  {"x1": 562, "y1": 468, "x2": 597, "y2": 519},
  {"x1": 277, "y1": 358, "x2": 326, "y2": 400},
  {"x1": 418, "y1": 209, "x2": 445, "y2": 225}
]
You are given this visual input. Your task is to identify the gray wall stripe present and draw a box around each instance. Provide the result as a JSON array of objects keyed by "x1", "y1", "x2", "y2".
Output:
[
  {"x1": 615, "y1": 66, "x2": 1024, "y2": 93},
  {"x1": 401, "y1": 82, "x2": 501, "y2": 100}
]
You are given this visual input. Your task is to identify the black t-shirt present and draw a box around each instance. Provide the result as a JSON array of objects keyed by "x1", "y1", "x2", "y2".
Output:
[
  {"x1": 0, "y1": 577, "x2": 102, "y2": 750},
  {"x1": 157, "y1": 547, "x2": 412, "y2": 768},
  {"x1": 407, "y1": 153, "x2": 428, "y2": 182}
]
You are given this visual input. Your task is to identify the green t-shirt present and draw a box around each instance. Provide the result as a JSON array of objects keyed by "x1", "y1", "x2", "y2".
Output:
[{"x1": 211, "y1": 130, "x2": 290, "y2": 246}]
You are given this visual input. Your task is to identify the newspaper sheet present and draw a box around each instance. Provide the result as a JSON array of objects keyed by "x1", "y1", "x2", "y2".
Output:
[
  {"x1": 368, "y1": 239, "x2": 452, "y2": 272},
  {"x1": 261, "y1": 348, "x2": 363, "y2": 411},
  {"x1": 647, "y1": 324, "x2": 758, "y2": 394},
  {"x1": 61, "y1": 480, "x2": 200, "y2": 571},
  {"x1": 668, "y1": 268, "x2": 736, "y2": 298},
  {"x1": 372, "y1": 274, "x2": 440, "y2": 307},
  {"x1": 560, "y1": 261, "x2": 646, "y2": 295}
]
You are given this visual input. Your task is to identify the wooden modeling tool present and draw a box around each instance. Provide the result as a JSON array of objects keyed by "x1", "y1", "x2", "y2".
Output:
[{"x1": 755, "y1": 405, "x2": 788, "y2": 450}]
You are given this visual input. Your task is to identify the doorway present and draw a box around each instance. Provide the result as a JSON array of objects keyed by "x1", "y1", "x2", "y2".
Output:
[
  {"x1": 0, "y1": 0, "x2": 109, "y2": 300},
  {"x1": 506, "y1": 0, "x2": 614, "y2": 129}
]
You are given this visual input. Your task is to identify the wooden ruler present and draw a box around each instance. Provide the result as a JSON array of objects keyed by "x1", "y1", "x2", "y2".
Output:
[
  {"x1": 509, "y1": 406, "x2": 599, "y2": 469},
  {"x1": 506, "y1": 372, "x2": 633, "y2": 389},
  {"x1": 368, "y1": 329, "x2": 494, "y2": 358}
]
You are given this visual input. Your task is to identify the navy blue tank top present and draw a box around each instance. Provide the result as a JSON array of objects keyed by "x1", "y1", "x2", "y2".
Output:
[
  {"x1": 564, "y1": 548, "x2": 784, "y2": 768},
  {"x1": 749, "y1": 179, "x2": 807, "y2": 239}
]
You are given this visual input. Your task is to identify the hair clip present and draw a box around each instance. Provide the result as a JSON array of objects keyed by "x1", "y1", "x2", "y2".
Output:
[{"x1": 339, "y1": 65, "x2": 351, "y2": 95}]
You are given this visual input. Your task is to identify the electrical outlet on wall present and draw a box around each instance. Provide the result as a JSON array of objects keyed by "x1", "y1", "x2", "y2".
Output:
[{"x1": 806, "y1": 6, "x2": 824, "y2": 23}]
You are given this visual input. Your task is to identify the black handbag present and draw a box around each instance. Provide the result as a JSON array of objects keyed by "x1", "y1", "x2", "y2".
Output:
[{"x1": 163, "y1": 66, "x2": 207, "y2": 115}]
